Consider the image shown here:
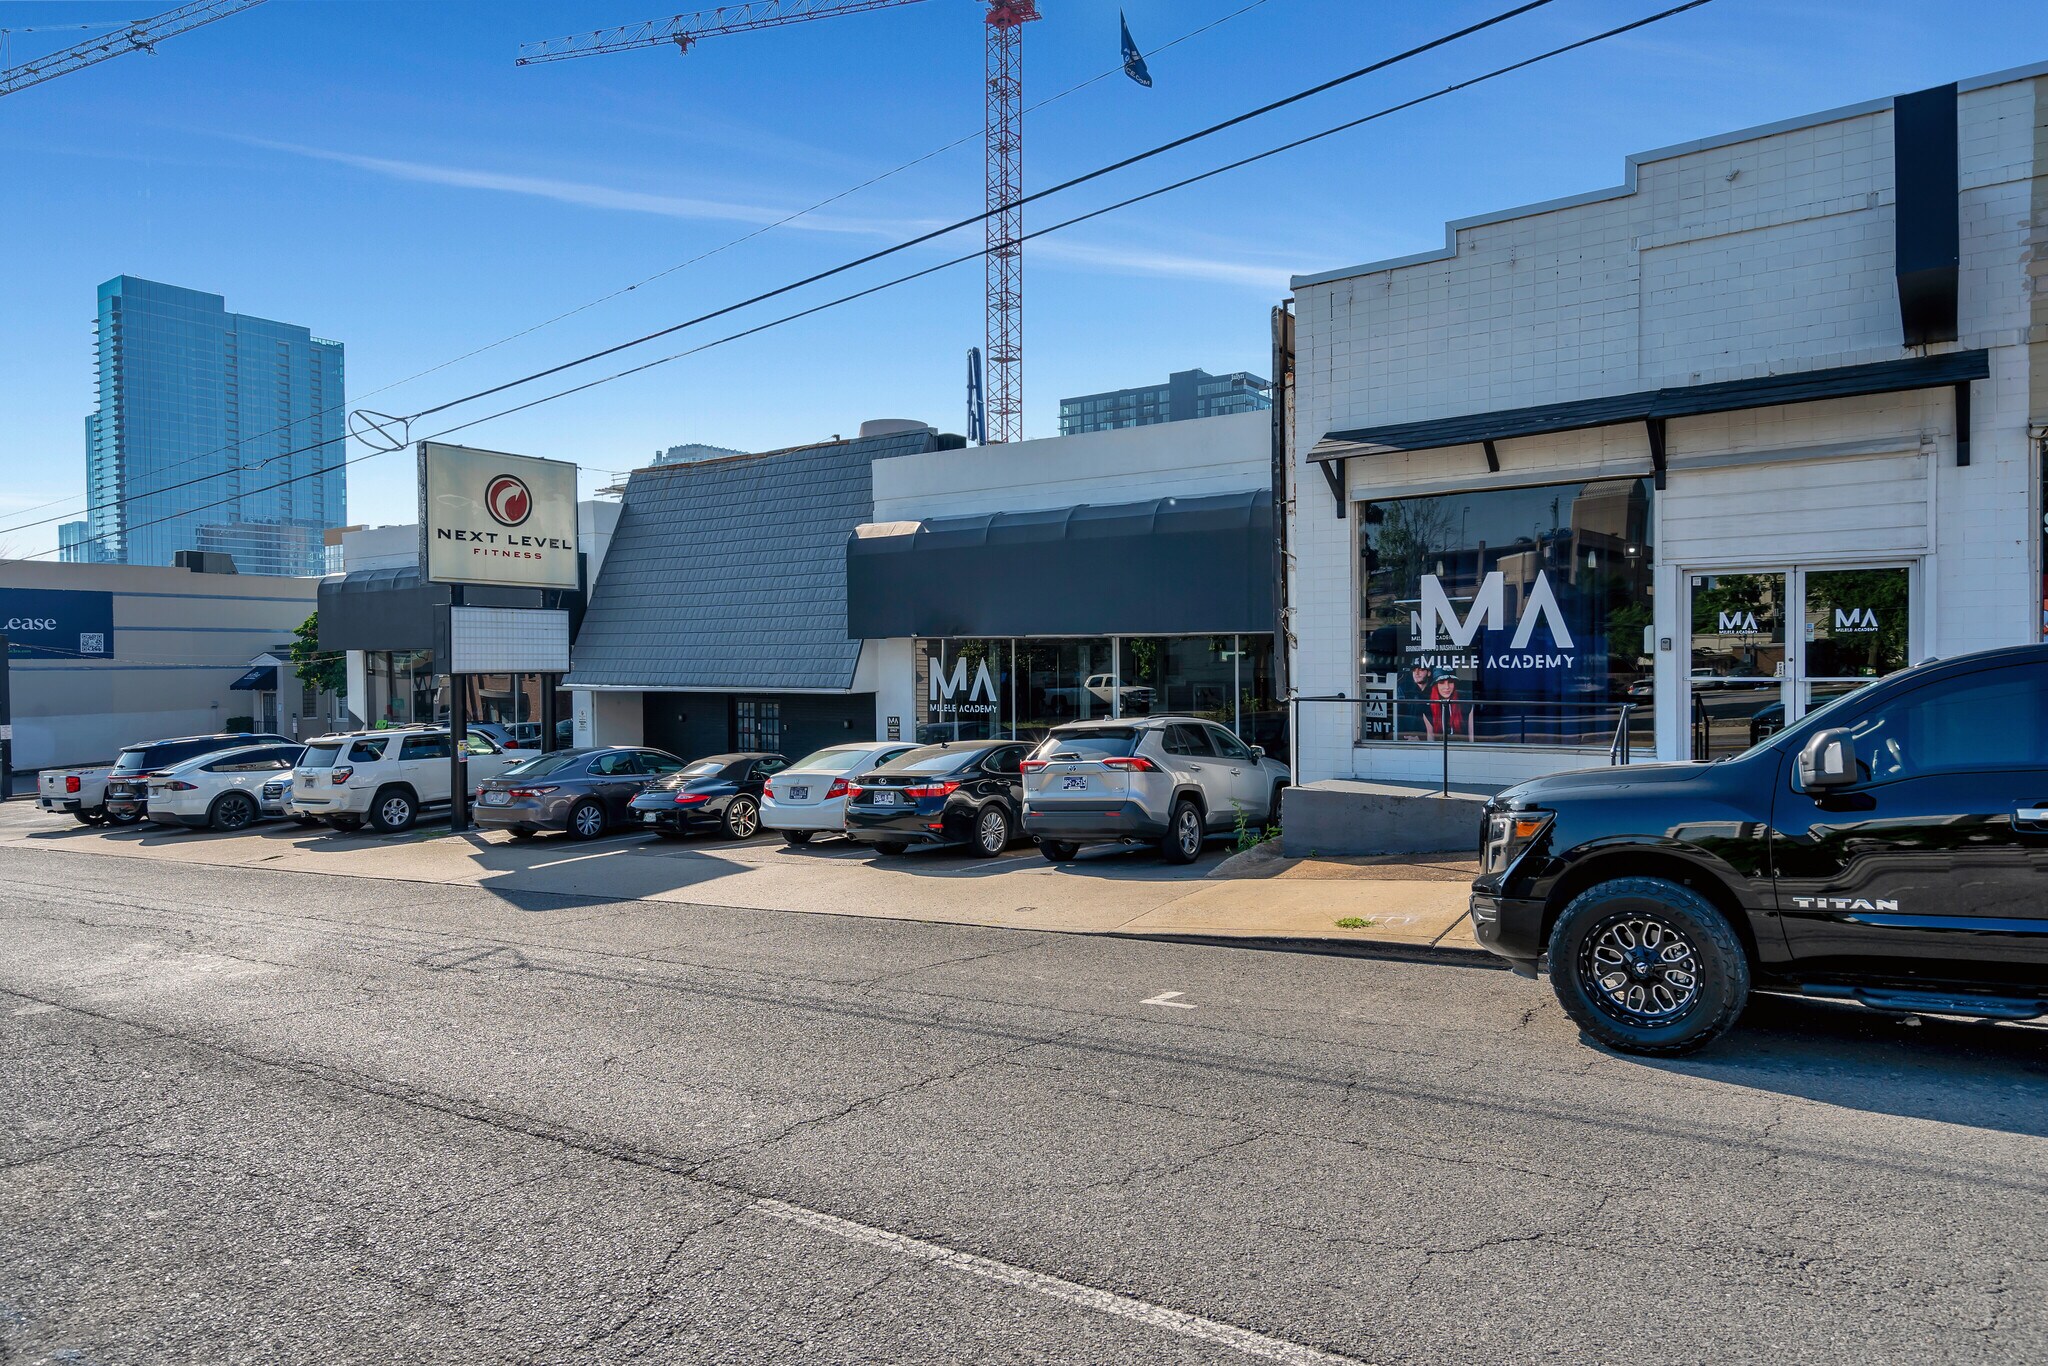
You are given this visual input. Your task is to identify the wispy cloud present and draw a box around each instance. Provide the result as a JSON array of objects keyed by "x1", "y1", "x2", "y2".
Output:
[{"x1": 240, "y1": 137, "x2": 1292, "y2": 292}]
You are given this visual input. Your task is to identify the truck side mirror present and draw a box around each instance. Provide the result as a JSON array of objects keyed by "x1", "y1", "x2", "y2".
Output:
[
  {"x1": 1797, "y1": 728, "x2": 1859, "y2": 791},
  {"x1": 1249, "y1": 746, "x2": 1265, "y2": 759}
]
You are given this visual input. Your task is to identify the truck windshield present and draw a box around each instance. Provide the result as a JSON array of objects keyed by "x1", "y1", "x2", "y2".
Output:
[{"x1": 298, "y1": 743, "x2": 343, "y2": 771}]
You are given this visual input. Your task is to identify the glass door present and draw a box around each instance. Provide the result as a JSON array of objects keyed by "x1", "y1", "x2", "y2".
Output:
[
  {"x1": 1793, "y1": 564, "x2": 1913, "y2": 720},
  {"x1": 1687, "y1": 572, "x2": 1791, "y2": 760}
]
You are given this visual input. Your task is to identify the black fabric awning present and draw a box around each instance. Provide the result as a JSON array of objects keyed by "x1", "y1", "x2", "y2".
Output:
[
  {"x1": 229, "y1": 665, "x2": 278, "y2": 692},
  {"x1": 847, "y1": 490, "x2": 1272, "y2": 640},
  {"x1": 318, "y1": 567, "x2": 568, "y2": 654},
  {"x1": 1309, "y1": 350, "x2": 1989, "y2": 465}
]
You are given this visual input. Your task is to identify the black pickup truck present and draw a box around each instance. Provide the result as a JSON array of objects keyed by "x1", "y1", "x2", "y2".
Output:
[{"x1": 1471, "y1": 643, "x2": 2048, "y2": 1054}]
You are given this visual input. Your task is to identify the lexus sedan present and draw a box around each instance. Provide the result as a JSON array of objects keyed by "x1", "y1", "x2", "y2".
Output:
[
  {"x1": 760, "y1": 741, "x2": 917, "y2": 846},
  {"x1": 474, "y1": 746, "x2": 687, "y2": 840},
  {"x1": 842, "y1": 739, "x2": 1029, "y2": 858},
  {"x1": 629, "y1": 752, "x2": 787, "y2": 840}
]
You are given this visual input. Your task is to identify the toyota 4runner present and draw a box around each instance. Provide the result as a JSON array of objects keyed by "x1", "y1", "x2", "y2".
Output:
[
  {"x1": 1472, "y1": 643, "x2": 2048, "y2": 1055},
  {"x1": 289, "y1": 727, "x2": 519, "y2": 832}
]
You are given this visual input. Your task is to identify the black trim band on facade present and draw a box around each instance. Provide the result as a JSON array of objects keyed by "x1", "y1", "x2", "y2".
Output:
[
  {"x1": 1305, "y1": 350, "x2": 1990, "y2": 513},
  {"x1": 846, "y1": 490, "x2": 1273, "y2": 639}
]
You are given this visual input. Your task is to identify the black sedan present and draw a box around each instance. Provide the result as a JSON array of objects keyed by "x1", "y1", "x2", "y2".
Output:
[
  {"x1": 629, "y1": 751, "x2": 787, "y2": 840},
  {"x1": 474, "y1": 746, "x2": 688, "y2": 840},
  {"x1": 842, "y1": 740, "x2": 1029, "y2": 858}
]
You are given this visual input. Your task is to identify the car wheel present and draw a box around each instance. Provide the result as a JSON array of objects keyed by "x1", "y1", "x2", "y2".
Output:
[
  {"x1": 722, "y1": 795, "x2": 760, "y2": 840},
  {"x1": 326, "y1": 815, "x2": 363, "y2": 832},
  {"x1": 209, "y1": 791, "x2": 258, "y2": 833},
  {"x1": 971, "y1": 804, "x2": 1011, "y2": 858},
  {"x1": 104, "y1": 806, "x2": 142, "y2": 826},
  {"x1": 781, "y1": 830, "x2": 815, "y2": 847},
  {"x1": 1268, "y1": 783, "x2": 1287, "y2": 827},
  {"x1": 508, "y1": 827, "x2": 539, "y2": 841},
  {"x1": 72, "y1": 810, "x2": 106, "y2": 827},
  {"x1": 369, "y1": 787, "x2": 417, "y2": 834},
  {"x1": 567, "y1": 800, "x2": 606, "y2": 841},
  {"x1": 292, "y1": 814, "x2": 319, "y2": 826},
  {"x1": 1547, "y1": 877, "x2": 1750, "y2": 1056},
  {"x1": 1160, "y1": 799, "x2": 1204, "y2": 865},
  {"x1": 1038, "y1": 838, "x2": 1079, "y2": 863},
  {"x1": 874, "y1": 841, "x2": 910, "y2": 857}
]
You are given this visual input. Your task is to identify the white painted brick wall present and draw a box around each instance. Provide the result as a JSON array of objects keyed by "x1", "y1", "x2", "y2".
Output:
[{"x1": 1288, "y1": 69, "x2": 2045, "y2": 788}]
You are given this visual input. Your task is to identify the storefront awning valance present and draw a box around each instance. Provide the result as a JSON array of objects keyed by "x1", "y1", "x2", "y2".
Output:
[
  {"x1": 1308, "y1": 350, "x2": 1990, "y2": 512},
  {"x1": 229, "y1": 664, "x2": 277, "y2": 691},
  {"x1": 847, "y1": 489, "x2": 1272, "y2": 640},
  {"x1": 318, "y1": 567, "x2": 565, "y2": 655}
]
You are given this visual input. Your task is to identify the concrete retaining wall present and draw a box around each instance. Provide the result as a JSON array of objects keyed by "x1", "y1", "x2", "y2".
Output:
[{"x1": 1281, "y1": 779, "x2": 1492, "y2": 858}]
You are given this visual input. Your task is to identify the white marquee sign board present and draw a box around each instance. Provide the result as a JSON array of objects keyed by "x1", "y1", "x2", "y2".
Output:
[{"x1": 420, "y1": 442, "x2": 580, "y2": 590}]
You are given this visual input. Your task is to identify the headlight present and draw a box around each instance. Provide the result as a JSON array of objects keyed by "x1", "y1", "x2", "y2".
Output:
[{"x1": 1482, "y1": 810, "x2": 1552, "y2": 875}]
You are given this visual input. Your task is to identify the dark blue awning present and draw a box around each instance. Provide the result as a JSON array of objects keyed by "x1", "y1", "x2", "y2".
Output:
[{"x1": 230, "y1": 665, "x2": 278, "y2": 692}]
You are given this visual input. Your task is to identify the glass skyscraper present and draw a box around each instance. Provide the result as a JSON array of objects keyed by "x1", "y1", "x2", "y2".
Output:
[{"x1": 85, "y1": 277, "x2": 345, "y2": 577}]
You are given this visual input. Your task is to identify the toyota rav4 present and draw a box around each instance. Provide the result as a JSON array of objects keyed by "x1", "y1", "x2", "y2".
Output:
[{"x1": 1472, "y1": 643, "x2": 2048, "y2": 1055}]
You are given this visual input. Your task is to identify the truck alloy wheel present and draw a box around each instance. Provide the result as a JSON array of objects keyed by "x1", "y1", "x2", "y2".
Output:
[
  {"x1": 371, "y1": 789, "x2": 416, "y2": 834},
  {"x1": 1547, "y1": 877, "x2": 1750, "y2": 1056}
]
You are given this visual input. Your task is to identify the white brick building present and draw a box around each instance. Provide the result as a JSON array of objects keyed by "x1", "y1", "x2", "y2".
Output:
[{"x1": 1283, "y1": 63, "x2": 2048, "y2": 810}]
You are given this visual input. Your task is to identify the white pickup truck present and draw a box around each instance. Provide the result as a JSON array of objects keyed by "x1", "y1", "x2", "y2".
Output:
[{"x1": 38, "y1": 765, "x2": 113, "y2": 825}]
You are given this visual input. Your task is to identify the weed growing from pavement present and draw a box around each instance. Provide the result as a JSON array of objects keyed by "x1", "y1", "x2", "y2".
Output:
[
  {"x1": 1335, "y1": 916, "x2": 1377, "y2": 930},
  {"x1": 1231, "y1": 801, "x2": 1279, "y2": 854}
]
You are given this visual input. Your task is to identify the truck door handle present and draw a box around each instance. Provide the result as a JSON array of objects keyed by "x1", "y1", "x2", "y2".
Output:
[{"x1": 2015, "y1": 807, "x2": 2048, "y2": 830}]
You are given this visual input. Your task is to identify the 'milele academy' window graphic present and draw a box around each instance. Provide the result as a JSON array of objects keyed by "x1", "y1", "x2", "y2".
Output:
[{"x1": 1357, "y1": 479, "x2": 1655, "y2": 746}]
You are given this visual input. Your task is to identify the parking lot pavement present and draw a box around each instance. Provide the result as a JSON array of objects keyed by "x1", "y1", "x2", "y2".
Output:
[
  {"x1": 4, "y1": 844, "x2": 2046, "y2": 1364},
  {"x1": 0, "y1": 802, "x2": 1478, "y2": 951}
]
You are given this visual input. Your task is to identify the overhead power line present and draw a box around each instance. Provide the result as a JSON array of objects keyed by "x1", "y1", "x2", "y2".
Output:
[
  {"x1": 32, "y1": 0, "x2": 1716, "y2": 565},
  {"x1": 0, "y1": 0, "x2": 1279, "y2": 540}
]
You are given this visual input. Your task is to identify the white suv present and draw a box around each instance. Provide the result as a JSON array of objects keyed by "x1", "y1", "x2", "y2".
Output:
[{"x1": 289, "y1": 727, "x2": 519, "y2": 833}]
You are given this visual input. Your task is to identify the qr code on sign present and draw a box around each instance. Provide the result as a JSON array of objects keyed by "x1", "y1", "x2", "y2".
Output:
[{"x1": 78, "y1": 633, "x2": 105, "y2": 655}]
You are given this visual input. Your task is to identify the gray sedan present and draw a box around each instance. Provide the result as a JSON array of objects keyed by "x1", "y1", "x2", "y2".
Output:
[{"x1": 474, "y1": 747, "x2": 687, "y2": 840}]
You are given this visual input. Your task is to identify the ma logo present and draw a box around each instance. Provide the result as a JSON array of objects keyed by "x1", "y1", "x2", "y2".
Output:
[
  {"x1": 1718, "y1": 610, "x2": 1761, "y2": 634},
  {"x1": 1833, "y1": 607, "x2": 1879, "y2": 632},
  {"x1": 931, "y1": 656, "x2": 999, "y2": 704},
  {"x1": 1415, "y1": 570, "x2": 1575, "y2": 651}
]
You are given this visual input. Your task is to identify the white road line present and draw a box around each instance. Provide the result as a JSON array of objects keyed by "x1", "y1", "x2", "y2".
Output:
[
  {"x1": 10, "y1": 1003, "x2": 59, "y2": 1017},
  {"x1": 751, "y1": 1198, "x2": 1364, "y2": 1365},
  {"x1": 1142, "y1": 991, "x2": 1198, "y2": 1008}
]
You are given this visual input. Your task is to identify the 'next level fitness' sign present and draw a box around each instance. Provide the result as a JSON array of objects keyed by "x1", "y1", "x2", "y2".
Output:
[{"x1": 419, "y1": 442, "x2": 580, "y2": 591}]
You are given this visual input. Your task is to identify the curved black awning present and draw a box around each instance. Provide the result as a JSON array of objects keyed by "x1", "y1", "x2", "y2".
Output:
[
  {"x1": 847, "y1": 489, "x2": 1271, "y2": 640},
  {"x1": 229, "y1": 665, "x2": 278, "y2": 691}
]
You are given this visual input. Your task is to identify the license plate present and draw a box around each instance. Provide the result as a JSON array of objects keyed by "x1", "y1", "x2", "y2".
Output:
[
  {"x1": 1062, "y1": 775, "x2": 1087, "y2": 790},
  {"x1": 643, "y1": 812, "x2": 658, "y2": 824},
  {"x1": 788, "y1": 786, "x2": 809, "y2": 801},
  {"x1": 874, "y1": 791, "x2": 898, "y2": 806},
  {"x1": 482, "y1": 790, "x2": 510, "y2": 806}
]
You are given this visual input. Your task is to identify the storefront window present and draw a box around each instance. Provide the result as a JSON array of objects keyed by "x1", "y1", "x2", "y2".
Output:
[
  {"x1": 1358, "y1": 478, "x2": 1654, "y2": 747},
  {"x1": 367, "y1": 650, "x2": 440, "y2": 727},
  {"x1": 917, "y1": 638, "x2": 1013, "y2": 742},
  {"x1": 1017, "y1": 638, "x2": 1114, "y2": 739}
]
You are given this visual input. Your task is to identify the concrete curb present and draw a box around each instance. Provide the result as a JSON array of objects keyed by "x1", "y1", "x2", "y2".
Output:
[{"x1": 1100, "y1": 930, "x2": 1507, "y2": 970}]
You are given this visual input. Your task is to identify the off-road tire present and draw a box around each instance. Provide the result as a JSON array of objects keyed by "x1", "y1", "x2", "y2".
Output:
[
  {"x1": 1547, "y1": 877, "x2": 1750, "y2": 1056},
  {"x1": 971, "y1": 804, "x2": 1011, "y2": 859},
  {"x1": 781, "y1": 830, "x2": 815, "y2": 847},
  {"x1": 567, "y1": 800, "x2": 606, "y2": 841},
  {"x1": 1038, "y1": 838, "x2": 1079, "y2": 863},
  {"x1": 1160, "y1": 798, "x2": 1204, "y2": 865},
  {"x1": 208, "y1": 791, "x2": 259, "y2": 833},
  {"x1": 369, "y1": 787, "x2": 417, "y2": 835}
]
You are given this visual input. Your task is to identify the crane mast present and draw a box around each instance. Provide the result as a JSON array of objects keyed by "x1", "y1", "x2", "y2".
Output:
[
  {"x1": 0, "y1": 0, "x2": 267, "y2": 98},
  {"x1": 518, "y1": 0, "x2": 1037, "y2": 443}
]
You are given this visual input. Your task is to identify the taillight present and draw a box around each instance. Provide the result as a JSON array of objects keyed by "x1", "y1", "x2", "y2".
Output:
[
  {"x1": 762, "y1": 781, "x2": 775, "y2": 799},
  {"x1": 903, "y1": 780, "x2": 961, "y2": 799},
  {"x1": 65, "y1": 776, "x2": 81, "y2": 793},
  {"x1": 507, "y1": 786, "x2": 557, "y2": 799},
  {"x1": 825, "y1": 777, "x2": 851, "y2": 799},
  {"x1": 163, "y1": 781, "x2": 198, "y2": 792},
  {"x1": 673, "y1": 792, "x2": 710, "y2": 806},
  {"x1": 1102, "y1": 756, "x2": 1159, "y2": 772},
  {"x1": 1019, "y1": 759, "x2": 1047, "y2": 773},
  {"x1": 331, "y1": 766, "x2": 354, "y2": 784}
]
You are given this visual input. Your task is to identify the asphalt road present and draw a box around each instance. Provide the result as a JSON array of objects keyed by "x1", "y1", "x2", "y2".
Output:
[{"x1": 3, "y1": 843, "x2": 2046, "y2": 1364}]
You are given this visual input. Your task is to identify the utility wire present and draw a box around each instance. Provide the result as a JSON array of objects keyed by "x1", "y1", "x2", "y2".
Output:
[
  {"x1": 0, "y1": 0, "x2": 1280, "y2": 540},
  {"x1": 31, "y1": 0, "x2": 1713, "y2": 565}
]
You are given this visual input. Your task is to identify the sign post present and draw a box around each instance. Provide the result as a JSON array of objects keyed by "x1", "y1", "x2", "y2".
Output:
[{"x1": 0, "y1": 634, "x2": 11, "y2": 803}]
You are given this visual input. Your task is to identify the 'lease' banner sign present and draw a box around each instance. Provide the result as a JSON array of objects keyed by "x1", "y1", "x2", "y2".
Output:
[{"x1": 419, "y1": 442, "x2": 579, "y2": 590}]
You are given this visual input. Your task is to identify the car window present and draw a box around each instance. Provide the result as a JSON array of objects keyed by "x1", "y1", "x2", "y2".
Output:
[
  {"x1": 1031, "y1": 728, "x2": 1138, "y2": 762},
  {"x1": 753, "y1": 757, "x2": 787, "y2": 777},
  {"x1": 1162, "y1": 724, "x2": 1215, "y2": 757},
  {"x1": 877, "y1": 746, "x2": 915, "y2": 765},
  {"x1": 894, "y1": 751, "x2": 980, "y2": 774},
  {"x1": 1207, "y1": 726, "x2": 1255, "y2": 760},
  {"x1": 464, "y1": 733, "x2": 501, "y2": 755},
  {"x1": 1843, "y1": 665, "x2": 2048, "y2": 782},
  {"x1": 347, "y1": 738, "x2": 388, "y2": 765},
  {"x1": 298, "y1": 743, "x2": 343, "y2": 771},
  {"x1": 504, "y1": 752, "x2": 587, "y2": 778},
  {"x1": 679, "y1": 760, "x2": 726, "y2": 778},
  {"x1": 982, "y1": 745, "x2": 1024, "y2": 775},
  {"x1": 590, "y1": 752, "x2": 640, "y2": 776},
  {"x1": 638, "y1": 752, "x2": 686, "y2": 775},
  {"x1": 401, "y1": 734, "x2": 453, "y2": 761},
  {"x1": 112, "y1": 748, "x2": 151, "y2": 775},
  {"x1": 788, "y1": 747, "x2": 869, "y2": 773}
]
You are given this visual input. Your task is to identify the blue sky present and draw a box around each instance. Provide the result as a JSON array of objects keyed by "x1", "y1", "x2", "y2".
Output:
[{"x1": 3, "y1": 0, "x2": 2044, "y2": 558}]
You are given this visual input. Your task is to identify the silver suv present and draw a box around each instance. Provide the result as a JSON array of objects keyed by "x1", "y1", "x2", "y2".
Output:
[{"x1": 1021, "y1": 716, "x2": 1289, "y2": 865}]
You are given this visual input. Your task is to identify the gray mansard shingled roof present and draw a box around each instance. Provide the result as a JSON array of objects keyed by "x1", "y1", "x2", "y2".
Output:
[{"x1": 564, "y1": 427, "x2": 945, "y2": 692}]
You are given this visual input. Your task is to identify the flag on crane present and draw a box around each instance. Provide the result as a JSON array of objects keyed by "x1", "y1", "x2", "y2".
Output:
[{"x1": 1120, "y1": 11, "x2": 1152, "y2": 87}]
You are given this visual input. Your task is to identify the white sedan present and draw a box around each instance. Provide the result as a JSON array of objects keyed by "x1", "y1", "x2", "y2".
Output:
[
  {"x1": 145, "y1": 742, "x2": 305, "y2": 832},
  {"x1": 760, "y1": 741, "x2": 917, "y2": 846}
]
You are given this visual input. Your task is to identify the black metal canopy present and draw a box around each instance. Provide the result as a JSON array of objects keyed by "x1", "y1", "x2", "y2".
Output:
[{"x1": 1307, "y1": 349, "x2": 1989, "y2": 514}]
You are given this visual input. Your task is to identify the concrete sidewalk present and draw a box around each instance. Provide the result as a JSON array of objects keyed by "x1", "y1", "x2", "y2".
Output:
[{"x1": 0, "y1": 803, "x2": 1482, "y2": 956}]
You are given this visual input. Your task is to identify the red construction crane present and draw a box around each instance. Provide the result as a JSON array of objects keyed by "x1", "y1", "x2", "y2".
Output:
[{"x1": 518, "y1": 0, "x2": 1040, "y2": 443}]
